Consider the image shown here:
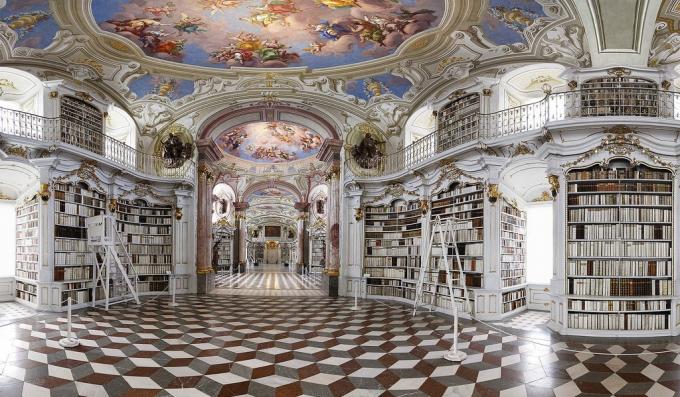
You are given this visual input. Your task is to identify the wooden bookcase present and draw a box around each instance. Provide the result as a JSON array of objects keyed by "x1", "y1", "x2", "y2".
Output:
[
  {"x1": 60, "y1": 96, "x2": 104, "y2": 155},
  {"x1": 116, "y1": 199, "x2": 173, "y2": 294},
  {"x1": 580, "y1": 77, "x2": 658, "y2": 117},
  {"x1": 436, "y1": 93, "x2": 480, "y2": 151},
  {"x1": 500, "y1": 199, "x2": 527, "y2": 314},
  {"x1": 565, "y1": 161, "x2": 673, "y2": 331},
  {"x1": 53, "y1": 181, "x2": 106, "y2": 306},
  {"x1": 15, "y1": 195, "x2": 39, "y2": 303},
  {"x1": 363, "y1": 199, "x2": 421, "y2": 299},
  {"x1": 213, "y1": 227, "x2": 232, "y2": 271}
]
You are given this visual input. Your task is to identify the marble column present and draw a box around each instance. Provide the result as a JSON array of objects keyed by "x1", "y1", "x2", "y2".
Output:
[
  {"x1": 233, "y1": 201, "x2": 248, "y2": 272},
  {"x1": 317, "y1": 139, "x2": 343, "y2": 297},
  {"x1": 294, "y1": 202, "x2": 309, "y2": 274},
  {"x1": 196, "y1": 163, "x2": 215, "y2": 293}
]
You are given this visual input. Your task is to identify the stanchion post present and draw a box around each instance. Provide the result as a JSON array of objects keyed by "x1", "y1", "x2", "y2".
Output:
[
  {"x1": 350, "y1": 278, "x2": 360, "y2": 311},
  {"x1": 167, "y1": 271, "x2": 179, "y2": 307},
  {"x1": 59, "y1": 297, "x2": 80, "y2": 348}
]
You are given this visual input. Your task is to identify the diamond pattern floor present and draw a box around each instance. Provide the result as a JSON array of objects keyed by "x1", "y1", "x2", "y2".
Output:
[
  {"x1": 1, "y1": 296, "x2": 679, "y2": 396},
  {"x1": 214, "y1": 271, "x2": 323, "y2": 296}
]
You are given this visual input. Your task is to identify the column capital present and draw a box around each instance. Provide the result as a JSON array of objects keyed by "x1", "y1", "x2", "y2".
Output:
[{"x1": 317, "y1": 138, "x2": 343, "y2": 163}]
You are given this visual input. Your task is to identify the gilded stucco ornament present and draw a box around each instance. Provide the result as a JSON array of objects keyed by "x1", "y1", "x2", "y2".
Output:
[
  {"x1": 561, "y1": 126, "x2": 677, "y2": 171},
  {"x1": 52, "y1": 160, "x2": 106, "y2": 193},
  {"x1": 533, "y1": 191, "x2": 553, "y2": 202},
  {"x1": 487, "y1": 184, "x2": 501, "y2": 203},
  {"x1": 174, "y1": 207, "x2": 183, "y2": 220},
  {"x1": 510, "y1": 142, "x2": 534, "y2": 157},
  {"x1": 548, "y1": 175, "x2": 560, "y2": 197},
  {"x1": 354, "y1": 207, "x2": 363, "y2": 221},
  {"x1": 431, "y1": 159, "x2": 481, "y2": 194},
  {"x1": 419, "y1": 199, "x2": 429, "y2": 215},
  {"x1": 108, "y1": 198, "x2": 118, "y2": 213},
  {"x1": 38, "y1": 183, "x2": 50, "y2": 202}
]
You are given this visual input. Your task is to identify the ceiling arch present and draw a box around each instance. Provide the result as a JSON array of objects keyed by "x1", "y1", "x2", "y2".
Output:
[{"x1": 242, "y1": 180, "x2": 303, "y2": 203}]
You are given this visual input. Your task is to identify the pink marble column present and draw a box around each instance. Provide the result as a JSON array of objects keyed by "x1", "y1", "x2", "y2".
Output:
[{"x1": 294, "y1": 202, "x2": 309, "y2": 274}]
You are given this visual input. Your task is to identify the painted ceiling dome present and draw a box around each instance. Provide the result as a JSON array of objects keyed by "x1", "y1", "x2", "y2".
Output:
[
  {"x1": 214, "y1": 121, "x2": 324, "y2": 163},
  {"x1": 91, "y1": 0, "x2": 446, "y2": 70}
]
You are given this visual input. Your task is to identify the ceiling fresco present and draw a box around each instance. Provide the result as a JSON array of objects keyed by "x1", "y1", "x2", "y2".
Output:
[
  {"x1": 128, "y1": 73, "x2": 195, "y2": 100},
  {"x1": 480, "y1": 0, "x2": 551, "y2": 45},
  {"x1": 0, "y1": 0, "x2": 59, "y2": 49},
  {"x1": 215, "y1": 121, "x2": 323, "y2": 163},
  {"x1": 345, "y1": 72, "x2": 413, "y2": 101},
  {"x1": 91, "y1": 0, "x2": 446, "y2": 69},
  {"x1": 251, "y1": 187, "x2": 294, "y2": 198}
]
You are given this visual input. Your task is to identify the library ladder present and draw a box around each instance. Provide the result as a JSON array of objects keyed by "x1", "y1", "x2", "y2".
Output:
[{"x1": 85, "y1": 215, "x2": 140, "y2": 310}]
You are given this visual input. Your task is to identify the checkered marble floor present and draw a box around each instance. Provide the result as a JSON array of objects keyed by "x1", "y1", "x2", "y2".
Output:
[
  {"x1": 0, "y1": 302, "x2": 36, "y2": 327},
  {"x1": 2, "y1": 297, "x2": 680, "y2": 396},
  {"x1": 491, "y1": 310, "x2": 550, "y2": 332},
  {"x1": 214, "y1": 271, "x2": 323, "y2": 297}
]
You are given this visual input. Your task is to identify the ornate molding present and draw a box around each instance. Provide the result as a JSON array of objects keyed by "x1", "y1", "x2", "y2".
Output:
[
  {"x1": 354, "y1": 207, "x2": 363, "y2": 221},
  {"x1": 561, "y1": 126, "x2": 676, "y2": 170},
  {"x1": 52, "y1": 160, "x2": 106, "y2": 193},
  {"x1": 533, "y1": 191, "x2": 553, "y2": 202},
  {"x1": 364, "y1": 183, "x2": 418, "y2": 205},
  {"x1": 431, "y1": 159, "x2": 481, "y2": 194},
  {"x1": 510, "y1": 142, "x2": 535, "y2": 157},
  {"x1": 119, "y1": 183, "x2": 173, "y2": 205},
  {"x1": 487, "y1": 184, "x2": 501, "y2": 203},
  {"x1": 548, "y1": 175, "x2": 560, "y2": 197}
]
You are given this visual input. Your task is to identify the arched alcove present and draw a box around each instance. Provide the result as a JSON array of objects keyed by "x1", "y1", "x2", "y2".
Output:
[
  {"x1": 106, "y1": 104, "x2": 137, "y2": 149},
  {"x1": 0, "y1": 67, "x2": 44, "y2": 115},
  {"x1": 404, "y1": 105, "x2": 436, "y2": 146}
]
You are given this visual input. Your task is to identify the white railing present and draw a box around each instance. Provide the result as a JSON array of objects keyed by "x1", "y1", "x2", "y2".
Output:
[
  {"x1": 359, "y1": 89, "x2": 680, "y2": 177},
  {"x1": 0, "y1": 107, "x2": 195, "y2": 181}
]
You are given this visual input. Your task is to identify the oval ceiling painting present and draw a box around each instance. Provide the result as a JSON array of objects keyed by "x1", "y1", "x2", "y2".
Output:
[
  {"x1": 91, "y1": 0, "x2": 446, "y2": 69},
  {"x1": 215, "y1": 121, "x2": 323, "y2": 163}
]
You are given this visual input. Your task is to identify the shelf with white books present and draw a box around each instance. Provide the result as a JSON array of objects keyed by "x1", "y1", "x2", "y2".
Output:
[
  {"x1": 500, "y1": 199, "x2": 526, "y2": 293},
  {"x1": 363, "y1": 199, "x2": 421, "y2": 299},
  {"x1": 15, "y1": 195, "x2": 39, "y2": 285},
  {"x1": 116, "y1": 199, "x2": 173, "y2": 293},
  {"x1": 53, "y1": 181, "x2": 106, "y2": 306},
  {"x1": 565, "y1": 161, "x2": 674, "y2": 332}
]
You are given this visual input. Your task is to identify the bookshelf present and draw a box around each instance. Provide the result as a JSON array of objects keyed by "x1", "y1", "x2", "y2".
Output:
[
  {"x1": 60, "y1": 96, "x2": 104, "y2": 155},
  {"x1": 311, "y1": 234, "x2": 325, "y2": 269},
  {"x1": 213, "y1": 227, "x2": 232, "y2": 271},
  {"x1": 566, "y1": 160, "x2": 673, "y2": 332},
  {"x1": 116, "y1": 199, "x2": 173, "y2": 294},
  {"x1": 500, "y1": 199, "x2": 527, "y2": 314},
  {"x1": 409, "y1": 183, "x2": 484, "y2": 313},
  {"x1": 580, "y1": 77, "x2": 658, "y2": 117},
  {"x1": 15, "y1": 195, "x2": 39, "y2": 282},
  {"x1": 53, "y1": 181, "x2": 106, "y2": 306},
  {"x1": 436, "y1": 93, "x2": 480, "y2": 151},
  {"x1": 363, "y1": 199, "x2": 421, "y2": 300}
]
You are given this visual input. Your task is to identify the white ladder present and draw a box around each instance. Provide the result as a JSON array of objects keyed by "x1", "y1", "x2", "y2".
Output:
[
  {"x1": 86, "y1": 215, "x2": 140, "y2": 310},
  {"x1": 412, "y1": 215, "x2": 472, "y2": 361}
]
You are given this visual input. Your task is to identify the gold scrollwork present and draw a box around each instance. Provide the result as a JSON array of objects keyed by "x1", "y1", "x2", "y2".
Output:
[
  {"x1": 419, "y1": 199, "x2": 429, "y2": 215},
  {"x1": 175, "y1": 207, "x2": 183, "y2": 220},
  {"x1": 354, "y1": 207, "x2": 363, "y2": 221},
  {"x1": 108, "y1": 198, "x2": 118, "y2": 213},
  {"x1": 38, "y1": 183, "x2": 50, "y2": 202},
  {"x1": 487, "y1": 184, "x2": 501, "y2": 203},
  {"x1": 548, "y1": 175, "x2": 560, "y2": 198}
]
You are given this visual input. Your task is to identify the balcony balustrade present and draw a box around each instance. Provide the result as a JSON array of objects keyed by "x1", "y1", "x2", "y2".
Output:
[
  {"x1": 0, "y1": 107, "x2": 195, "y2": 181},
  {"x1": 356, "y1": 89, "x2": 680, "y2": 177}
]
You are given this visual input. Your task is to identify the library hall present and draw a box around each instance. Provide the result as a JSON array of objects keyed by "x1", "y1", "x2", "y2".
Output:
[{"x1": 5, "y1": 0, "x2": 680, "y2": 396}]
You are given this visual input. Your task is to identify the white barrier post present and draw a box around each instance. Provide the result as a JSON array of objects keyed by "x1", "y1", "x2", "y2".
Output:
[
  {"x1": 168, "y1": 271, "x2": 178, "y2": 307},
  {"x1": 59, "y1": 297, "x2": 80, "y2": 348},
  {"x1": 350, "y1": 279, "x2": 360, "y2": 311}
]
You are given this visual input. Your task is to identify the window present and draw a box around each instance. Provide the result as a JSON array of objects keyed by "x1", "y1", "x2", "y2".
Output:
[
  {"x1": 526, "y1": 202, "x2": 553, "y2": 285},
  {"x1": 0, "y1": 200, "x2": 16, "y2": 277}
]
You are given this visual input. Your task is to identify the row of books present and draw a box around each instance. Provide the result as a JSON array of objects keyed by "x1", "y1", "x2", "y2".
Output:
[
  {"x1": 16, "y1": 229, "x2": 38, "y2": 240},
  {"x1": 501, "y1": 239, "x2": 525, "y2": 249},
  {"x1": 129, "y1": 254, "x2": 172, "y2": 264},
  {"x1": 15, "y1": 269, "x2": 37, "y2": 280},
  {"x1": 502, "y1": 288, "x2": 527, "y2": 303},
  {"x1": 54, "y1": 266, "x2": 92, "y2": 281},
  {"x1": 116, "y1": 214, "x2": 172, "y2": 225},
  {"x1": 365, "y1": 239, "x2": 420, "y2": 248},
  {"x1": 55, "y1": 252, "x2": 88, "y2": 266},
  {"x1": 55, "y1": 238, "x2": 87, "y2": 252},
  {"x1": 567, "y1": 168, "x2": 672, "y2": 181},
  {"x1": 16, "y1": 203, "x2": 38, "y2": 217},
  {"x1": 55, "y1": 213, "x2": 89, "y2": 227},
  {"x1": 16, "y1": 253, "x2": 38, "y2": 263},
  {"x1": 567, "y1": 194, "x2": 672, "y2": 206},
  {"x1": 62, "y1": 282, "x2": 91, "y2": 291},
  {"x1": 365, "y1": 231, "x2": 421, "y2": 238},
  {"x1": 365, "y1": 203, "x2": 420, "y2": 213},
  {"x1": 367, "y1": 278, "x2": 401, "y2": 287},
  {"x1": 431, "y1": 202, "x2": 483, "y2": 213},
  {"x1": 364, "y1": 223, "x2": 421, "y2": 231},
  {"x1": 568, "y1": 224, "x2": 671, "y2": 240},
  {"x1": 61, "y1": 290, "x2": 90, "y2": 305},
  {"x1": 568, "y1": 299, "x2": 669, "y2": 312},
  {"x1": 16, "y1": 281, "x2": 36, "y2": 294},
  {"x1": 502, "y1": 277, "x2": 526, "y2": 288},
  {"x1": 116, "y1": 224, "x2": 171, "y2": 235},
  {"x1": 502, "y1": 205, "x2": 525, "y2": 218},
  {"x1": 116, "y1": 206, "x2": 171, "y2": 216},
  {"x1": 364, "y1": 256, "x2": 420, "y2": 267},
  {"x1": 501, "y1": 254, "x2": 526, "y2": 262},
  {"x1": 55, "y1": 225, "x2": 87, "y2": 239},
  {"x1": 432, "y1": 243, "x2": 483, "y2": 257},
  {"x1": 56, "y1": 201, "x2": 103, "y2": 217},
  {"x1": 366, "y1": 284, "x2": 403, "y2": 297},
  {"x1": 15, "y1": 261, "x2": 37, "y2": 271},
  {"x1": 503, "y1": 298, "x2": 526, "y2": 313},
  {"x1": 567, "y1": 182, "x2": 671, "y2": 193},
  {"x1": 567, "y1": 241, "x2": 671, "y2": 258},
  {"x1": 54, "y1": 192, "x2": 106, "y2": 207},
  {"x1": 568, "y1": 278, "x2": 673, "y2": 296},
  {"x1": 431, "y1": 257, "x2": 483, "y2": 272},
  {"x1": 567, "y1": 313, "x2": 668, "y2": 331},
  {"x1": 366, "y1": 246, "x2": 421, "y2": 256},
  {"x1": 133, "y1": 265, "x2": 172, "y2": 274},
  {"x1": 125, "y1": 245, "x2": 173, "y2": 255},
  {"x1": 567, "y1": 208, "x2": 672, "y2": 223},
  {"x1": 364, "y1": 267, "x2": 405, "y2": 278},
  {"x1": 501, "y1": 269, "x2": 525, "y2": 278},
  {"x1": 125, "y1": 234, "x2": 173, "y2": 245},
  {"x1": 567, "y1": 260, "x2": 671, "y2": 277},
  {"x1": 16, "y1": 237, "x2": 38, "y2": 246}
]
